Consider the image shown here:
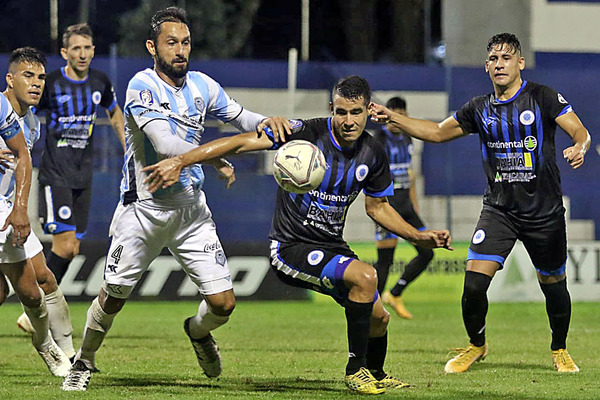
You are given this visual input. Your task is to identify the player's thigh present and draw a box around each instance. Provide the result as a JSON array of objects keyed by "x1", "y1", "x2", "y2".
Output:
[
  {"x1": 38, "y1": 185, "x2": 77, "y2": 235},
  {"x1": 520, "y1": 214, "x2": 567, "y2": 276},
  {"x1": 467, "y1": 207, "x2": 518, "y2": 270},
  {"x1": 72, "y1": 187, "x2": 92, "y2": 239},
  {"x1": 103, "y1": 202, "x2": 169, "y2": 295},
  {"x1": 270, "y1": 240, "x2": 359, "y2": 303}
]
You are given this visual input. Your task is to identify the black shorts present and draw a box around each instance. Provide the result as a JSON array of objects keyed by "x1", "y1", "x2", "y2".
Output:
[
  {"x1": 270, "y1": 240, "x2": 377, "y2": 303},
  {"x1": 467, "y1": 205, "x2": 567, "y2": 276},
  {"x1": 375, "y1": 189, "x2": 425, "y2": 241},
  {"x1": 38, "y1": 185, "x2": 92, "y2": 239}
]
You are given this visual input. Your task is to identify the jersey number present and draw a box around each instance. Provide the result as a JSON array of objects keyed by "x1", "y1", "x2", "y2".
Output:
[{"x1": 111, "y1": 245, "x2": 124, "y2": 264}]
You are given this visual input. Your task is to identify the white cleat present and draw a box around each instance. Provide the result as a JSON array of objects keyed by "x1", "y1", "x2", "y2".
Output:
[
  {"x1": 17, "y1": 312, "x2": 35, "y2": 335},
  {"x1": 62, "y1": 360, "x2": 92, "y2": 391},
  {"x1": 38, "y1": 338, "x2": 71, "y2": 377},
  {"x1": 184, "y1": 318, "x2": 222, "y2": 378}
]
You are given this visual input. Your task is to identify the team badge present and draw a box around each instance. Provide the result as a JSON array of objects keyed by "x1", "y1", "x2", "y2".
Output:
[
  {"x1": 307, "y1": 250, "x2": 324, "y2": 266},
  {"x1": 355, "y1": 165, "x2": 369, "y2": 182},
  {"x1": 524, "y1": 135, "x2": 537, "y2": 151},
  {"x1": 557, "y1": 93, "x2": 568, "y2": 104},
  {"x1": 58, "y1": 94, "x2": 71, "y2": 104},
  {"x1": 92, "y1": 91, "x2": 102, "y2": 105},
  {"x1": 139, "y1": 89, "x2": 154, "y2": 106},
  {"x1": 519, "y1": 110, "x2": 535, "y2": 126},
  {"x1": 215, "y1": 250, "x2": 226, "y2": 267},
  {"x1": 194, "y1": 97, "x2": 205, "y2": 113},
  {"x1": 58, "y1": 205, "x2": 72, "y2": 220},
  {"x1": 289, "y1": 119, "x2": 304, "y2": 133},
  {"x1": 472, "y1": 229, "x2": 486, "y2": 245}
]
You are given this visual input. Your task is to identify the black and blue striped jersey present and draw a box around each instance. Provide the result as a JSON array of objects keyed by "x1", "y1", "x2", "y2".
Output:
[
  {"x1": 373, "y1": 126, "x2": 413, "y2": 189},
  {"x1": 454, "y1": 80, "x2": 572, "y2": 220},
  {"x1": 37, "y1": 67, "x2": 118, "y2": 188},
  {"x1": 266, "y1": 118, "x2": 394, "y2": 247}
]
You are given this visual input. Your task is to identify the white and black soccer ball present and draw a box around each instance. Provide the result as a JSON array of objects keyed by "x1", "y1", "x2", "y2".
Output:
[{"x1": 273, "y1": 140, "x2": 327, "y2": 194}]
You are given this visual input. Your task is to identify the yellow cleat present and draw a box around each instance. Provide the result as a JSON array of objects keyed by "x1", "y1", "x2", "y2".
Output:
[
  {"x1": 552, "y1": 349, "x2": 579, "y2": 372},
  {"x1": 444, "y1": 343, "x2": 488, "y2": 373},
  {"x1": 382, "y1": 292, "x2": 413, "y2": 319},
  {"x1": 344, "y1": 367, "x2": 386, "y2": 395},
  {"x1": 376, "y1": 373, "x2": 410, "y2": 389}
]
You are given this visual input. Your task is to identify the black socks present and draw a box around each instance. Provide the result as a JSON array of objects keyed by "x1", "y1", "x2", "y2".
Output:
[
  {"x1": 344, "y1": 299, "x2": 373, "y2": 375},
  {"x1": 539, "y1": 279, "x2": 571, "y2": 350},
  {"x1": 462, "y1": 271, "x2": 492, "y2": 347},
  {"x1": 47, "y1": 251, "x2": 72, "y2": 285}
]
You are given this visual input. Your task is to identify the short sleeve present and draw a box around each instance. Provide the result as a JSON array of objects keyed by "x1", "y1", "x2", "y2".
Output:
[
  {"x1": 540, "y1": 86, "x2": 572, "y2": 120},
  {"x1": 453, "y1": 99, "x2": 479, "y2": 134},
  {"x1": 0, "y1": 95, "x2": 21, "y2": 141},
  {"x1": 124, "y1": 76, "x2": 167, "y2": 130},
  {"x1": 100, "y1": 73, "x2": 118, "y2": 111},
  {"x1": 363, "y1": 141, "x2": 394, "y2": 197}
]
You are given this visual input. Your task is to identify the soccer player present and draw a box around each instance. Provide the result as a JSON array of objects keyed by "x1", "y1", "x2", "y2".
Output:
[
  {"x1": 370, "y1": 33, "x2": 591, "y2": 373},
  {"x1": 61, "y1": 7, "x2": 290, "y2": 391},
  {"x1": 34, "y1": 23, "x2": 126, "y2": 287},
  {"x1": 143, "y1": 75, "x2": 453, "y2": 395},
  {"x1": 372, "y1": 96, "x2": 434, "y2": 320},
  {"x1": 0, "y1": 47, "x2": 71, "y2": 377},
  {"x1": 0, "y1": 47, "x2": 76, "y2": 362}
]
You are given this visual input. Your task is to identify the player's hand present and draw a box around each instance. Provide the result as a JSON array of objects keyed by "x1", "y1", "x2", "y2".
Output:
[
  {"x1": 563, "y1": 144, "x2": 586, "y2": 169},
  {"x1": 215, "y1": 163, "x2": 236, "y2": 189},
  {"x1": 142, "y1": 156, "x2": 185, "y2": 193},
  {"x1": 0, "y1": 149, "x2": 14, "y2": 173},
  {"x1": 413, "y1": 229, "x2": 453, "y2": 250},
  {"x1": 257, "y1": 117, "x2": 292, "y2": 143},
  {"x1": 369, "y1": 102, "x2": 392, "y2": 124},
  {"x1": 1, "y1": 206, "x2": 30, "y2": 247}
]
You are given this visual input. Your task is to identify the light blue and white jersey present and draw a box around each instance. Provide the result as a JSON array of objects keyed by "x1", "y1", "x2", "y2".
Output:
[
  {"x1": 121, "y1": 68, "x2": 258, "y2": 204},
  {"x1": 0, "y1": 93, "x2": 32, "y2": 201}
]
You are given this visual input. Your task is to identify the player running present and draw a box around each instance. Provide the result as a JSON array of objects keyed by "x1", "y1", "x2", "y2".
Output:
[
  {"x1": 0, "y1": 48, "x2": 71, "y2": 377},
  {"x1": 61, "y1": 7, "x2": 289, "y2": 391},
  {"x1": 143, "y1": 75, "x2": 453, "y2": 395},
  {"x1": 370, "y1": 33, "x2": 591, "y2": 374},
  {"x1": 372, "y1": 96, "x2": 434, "y2": 319}
]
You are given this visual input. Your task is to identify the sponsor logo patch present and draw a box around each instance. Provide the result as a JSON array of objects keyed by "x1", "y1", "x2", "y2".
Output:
[
  {"x1": 472, "y1": 229, "x2": 486, "y2": 245},
  {"x1": 58, "y1": 94, "x2": 71, "y2": 104},
  {"x1": 524, "y1": 135, "x2": 537, "y2": 151}
]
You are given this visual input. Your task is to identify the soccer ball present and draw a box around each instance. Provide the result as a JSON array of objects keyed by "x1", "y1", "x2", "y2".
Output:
[{"x1": 273, "y1": 140, "x2": 327, "y2": 194}]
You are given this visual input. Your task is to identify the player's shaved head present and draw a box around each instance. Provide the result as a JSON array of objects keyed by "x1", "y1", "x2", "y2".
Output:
[
  {"x1": 8, "y1": 47, "x2": 46, "y2": 72},
  {"x1": 62, "y1": 23, "x2": 93, "y2": 48},
  {"x1": 487, "y1": 33, "x2": 521, "y2": 56},
  {"x1": 149, "y1": 6, "x2": 189, "y2": 43},
  {"x1": 332, "y1": 76, "x2": 372, "y2": 106}
]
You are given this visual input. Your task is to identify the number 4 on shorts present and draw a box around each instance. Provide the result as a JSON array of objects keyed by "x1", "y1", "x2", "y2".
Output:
[{"x1": 111, "y1": 245, "x2": 124, "y2": 264}]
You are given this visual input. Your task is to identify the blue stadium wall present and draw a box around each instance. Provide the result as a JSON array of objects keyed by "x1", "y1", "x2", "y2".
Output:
[{"x1": 1, "y1": 54, "x2": 598, "y2": 240}]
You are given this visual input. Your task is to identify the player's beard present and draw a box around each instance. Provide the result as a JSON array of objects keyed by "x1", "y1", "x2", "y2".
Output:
[{"x1": 155, "y1": 50, "x2": 189, "y2": 80}]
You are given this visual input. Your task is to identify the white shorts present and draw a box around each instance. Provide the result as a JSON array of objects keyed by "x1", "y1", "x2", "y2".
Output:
[
  {"x1": 104, "y1": 193, "x2": 232, "y2": 297},
  {"x1": 0, "y1": 200, "x2": 43, "y2": 264}
]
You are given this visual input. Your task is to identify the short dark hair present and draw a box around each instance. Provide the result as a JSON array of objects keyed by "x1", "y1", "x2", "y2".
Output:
[
  {"x1": 149, "y1": 7, "x2": 189, "y2": 42},
  {"x1": 487, "y1": 33, "x2": 521, "y2": 55},
  {"x1": 332, "y1": 75, "x2": 371, "y2": 105},
  {"x1": 62, "y1": 23, "x2": 93, "y2": 48},
  {"x1": 9, "y1": 47, "x2": 46, "y2": 69},
  {"x1": 386, "y1": 96, "x2": 406, "y2": 110}
]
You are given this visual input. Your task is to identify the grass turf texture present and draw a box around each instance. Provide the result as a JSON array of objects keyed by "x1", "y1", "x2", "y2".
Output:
[{"x1": 1, "y1": 243, "x2": 598, "y2": 399}]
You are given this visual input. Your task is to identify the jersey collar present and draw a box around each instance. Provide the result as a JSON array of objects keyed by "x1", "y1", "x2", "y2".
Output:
[
  {"x1": 327, "y1": 117, "x2": 357, "y2": 153},
  {"x1": 493, "y1": 80, "x2": 527, "y2": 104},
  {"x1": 60, "y1": 67, "x2": 90, "y2": 84}
]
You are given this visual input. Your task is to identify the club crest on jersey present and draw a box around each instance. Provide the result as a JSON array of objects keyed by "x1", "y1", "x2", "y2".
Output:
[
  {"x1": 92, "y1": 91, "x2": 102, "y2": 105},
  {"x1": 307, "y1": 250, "x2": 324, "y2": 266},
  {"x1": 524, "y1": 135, "x2": 537, "y2": 151},
  {"x1": 289, "y1": 119, "x2": 303, "y2": 132},
  {"x1": 215, "y1": 250, "x2": 226, "y2": 267},
  {"x1": 58, "y1": 206, "x2": 72, "y2": 220},
  {"x1": 519, "y1": 110, "x2": 535, "y2": 126},
  {"x1": 194, "y1": 97, "x2": 205, "y2": 113},
  {"x1": 139, "y1": 89, "x2": 154, "y2": 106},
  {"x1": 557, "y1": 93, "x2": 568, "y2": 104},
  {"x1": 355, "y1": 165, "x2": 369, "y2": 182},
  {"x1": 472, "y1": 229, "x2": 486, "y2": 244}
]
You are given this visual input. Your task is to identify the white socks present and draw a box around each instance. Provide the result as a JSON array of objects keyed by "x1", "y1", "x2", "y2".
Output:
[
  {"x1": 188, "y1": 300, "x2": 230, "y2": 339},
  {"x1": 22, "y1": 288, "x2": 51, "y2": 350},
  {"x1": 45, "y1": 288, "x2": 75, "y2": 359},
  {"x1": 77, "y1": 297, "x2": 117, "y2": 368}
]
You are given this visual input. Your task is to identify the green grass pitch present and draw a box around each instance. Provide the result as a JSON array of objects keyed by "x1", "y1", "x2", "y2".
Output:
[{"x1": 1, "y1": 244, "x2": 598, "y2": 399}]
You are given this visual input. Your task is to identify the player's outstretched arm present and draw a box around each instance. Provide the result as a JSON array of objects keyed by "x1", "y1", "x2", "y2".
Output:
[
  {"x1": 143, "y1": 131, "x2": 274, "y2": 192},
  {"x1": 369, "y1": 103, "x2": 466, "y2": 143},
  {"x1": 365, "y1": 195, "x2": 452, "y2": 250},
  {"x1": 1, "y1": 132, "x2": 31, "y2": 246},
  {"x1": 557, "y1": 112, "x2": 591, "y2": 170}
]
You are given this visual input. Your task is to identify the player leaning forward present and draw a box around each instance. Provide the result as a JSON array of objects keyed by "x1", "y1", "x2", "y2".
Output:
[
  {"x1": 144, "y1": 75, "x2": 453, "y2": 395},
  {"x1": 61, "y1": 6, "x2": 290, "y2": 391},
  {"x1": 371, "y1": 33, "x2": 591, "y2": 373},
  {"x1": 0, "y1": 47, "x2": 71, "y2": 377}
]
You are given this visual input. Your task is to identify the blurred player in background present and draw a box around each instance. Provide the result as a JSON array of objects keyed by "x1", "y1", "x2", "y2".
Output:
[
  {"x1": 0, "y1": 47, "x2": 76, "y2": 362},
  {"x1": 143, "y1": 75, "x2": 453, "y2": 395},
  {"x1": 370, "y1": 33, "x2": 591, "y2": 374},
  {"x1": 0, "y1": 47, "x2": 71, "y2": 377},
  {"x1": 372, "y1": 96, "x2": 434, "y2": 320},
  {"x1": 33, "y1": 23, "x2": 125, "y2": 287},
  {"x1": 62, "y1": 7, "x2": 290, "y2": 391}
]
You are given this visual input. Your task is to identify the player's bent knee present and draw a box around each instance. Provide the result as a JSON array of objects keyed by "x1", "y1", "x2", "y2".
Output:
[
  {"x1": 206, "y1": 292, "x2": 236, "y2": 316},
  {"x1": 18, "y1": 289, "x2": 43, "y2": 309},
  {"x1": 345, "y1": 261, "x2": 378, "y2": 291}
]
